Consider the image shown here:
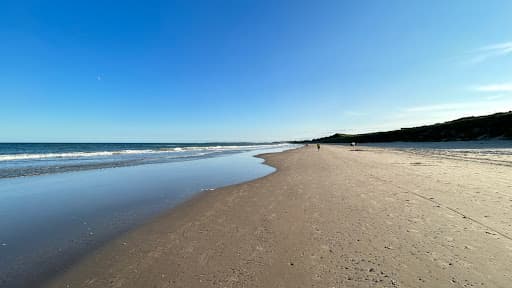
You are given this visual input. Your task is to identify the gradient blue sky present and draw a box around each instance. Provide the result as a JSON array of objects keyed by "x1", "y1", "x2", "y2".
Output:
[{"x1": 1, "y1": 0, "x2": 512, "y2": 142}]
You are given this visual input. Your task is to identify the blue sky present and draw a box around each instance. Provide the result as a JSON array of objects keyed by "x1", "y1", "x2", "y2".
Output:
[{"x1": 1, "y1": 0, "x2": 512, "y2": 142}]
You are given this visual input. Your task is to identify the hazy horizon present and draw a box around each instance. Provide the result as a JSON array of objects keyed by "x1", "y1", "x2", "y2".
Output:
[{"x1": 2, "y1": 1, "x2": 512, "y2": 142}]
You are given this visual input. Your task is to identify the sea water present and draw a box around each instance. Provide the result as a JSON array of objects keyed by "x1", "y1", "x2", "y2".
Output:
[
  {"x1": 0, "y1": 143, "x2": 293, "y2": 178},
  {"x1": 0, "y1": 143, "x2": 299, "y2": 287}
]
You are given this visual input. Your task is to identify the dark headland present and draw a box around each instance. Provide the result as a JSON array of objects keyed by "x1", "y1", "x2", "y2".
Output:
[{"x1": 305, "y1": 111, "x2": 512, "y2": 143}]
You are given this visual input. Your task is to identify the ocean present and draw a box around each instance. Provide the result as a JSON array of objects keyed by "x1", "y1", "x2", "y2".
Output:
[
  {"x1": 0, "y1": 142, "x2": 299, "y2": 287},
  {"x1": 0, "y1": 143, "x2": 293, "y2": 178}
]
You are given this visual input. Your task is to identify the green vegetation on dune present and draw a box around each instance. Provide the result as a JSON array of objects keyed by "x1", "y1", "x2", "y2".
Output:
[{"x1": 308, "y1": 111, "x2": 512, "y2": 143}]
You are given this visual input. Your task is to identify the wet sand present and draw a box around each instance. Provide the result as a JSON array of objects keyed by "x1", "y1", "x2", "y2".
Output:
[{"x1": 45, "y1": 145, "x2": 512, "y2": 287}]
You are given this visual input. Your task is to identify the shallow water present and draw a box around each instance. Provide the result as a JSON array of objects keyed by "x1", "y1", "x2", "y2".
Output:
[
  {"x1": 0, "y1": 145, "x2": 298, "y2": 287},
  {"x1": 364, "y1": 140, "x2": 512, "y2": 166}
]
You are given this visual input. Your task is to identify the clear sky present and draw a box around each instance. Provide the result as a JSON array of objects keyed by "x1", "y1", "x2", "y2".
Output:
[{"x1": 1, "y1": 0, "x2": 512, "y2": 142}]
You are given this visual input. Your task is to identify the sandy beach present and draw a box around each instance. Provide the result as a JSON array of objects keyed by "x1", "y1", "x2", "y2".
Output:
[{"x1": 44, "y1": 144, "x2": 512, "y2": 288}]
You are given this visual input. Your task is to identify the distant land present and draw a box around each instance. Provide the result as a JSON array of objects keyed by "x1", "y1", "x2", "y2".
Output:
[{"x1": 305, "y1": 111, "x2": 512, "y2": 143}]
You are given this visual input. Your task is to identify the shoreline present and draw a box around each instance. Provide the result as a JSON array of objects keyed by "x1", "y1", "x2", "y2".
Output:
[
  {"x1": 45, "y1": 145, "x2": 512, "y2": 287},
  {"x1": 39, "y1": 150, "x2": 285, "y2": 287},
  {"x1": 1, "y1": 147, "x2": 293, "y2": 288}
]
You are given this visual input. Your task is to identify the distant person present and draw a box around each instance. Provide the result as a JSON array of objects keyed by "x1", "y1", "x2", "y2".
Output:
[{"x1": 317, "y1": 143, "x2": 320, "y2": 151}]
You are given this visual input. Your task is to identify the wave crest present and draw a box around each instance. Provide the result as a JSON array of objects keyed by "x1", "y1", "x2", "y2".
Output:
[{"x1": 0, "y1": 144, "x2": 290, "y2": 162}]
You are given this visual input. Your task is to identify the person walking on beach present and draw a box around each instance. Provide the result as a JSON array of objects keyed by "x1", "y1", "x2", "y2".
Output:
[{"x1": 317, "y1": 143, "x2": 320, "y2": 151}]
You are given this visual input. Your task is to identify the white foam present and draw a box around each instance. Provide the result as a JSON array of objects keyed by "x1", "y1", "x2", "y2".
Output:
[{"x1": 0, "y1": 144, "x2": 292, "y2": 162}]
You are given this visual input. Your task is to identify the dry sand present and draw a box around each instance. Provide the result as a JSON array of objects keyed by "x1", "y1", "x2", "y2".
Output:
[{"x1": 45, "y1": 145, "x2": 512, "y2": 287}]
